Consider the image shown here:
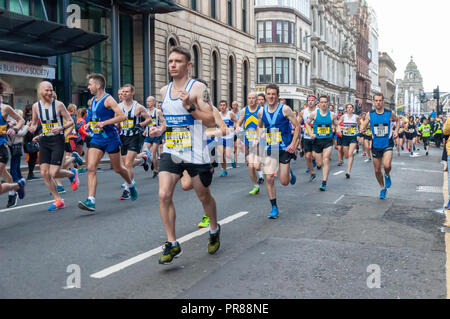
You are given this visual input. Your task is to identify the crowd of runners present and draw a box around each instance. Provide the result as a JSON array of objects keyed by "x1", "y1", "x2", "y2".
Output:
[{"x1": 1, "y1": 46, "x2": 447, "y2": 265}]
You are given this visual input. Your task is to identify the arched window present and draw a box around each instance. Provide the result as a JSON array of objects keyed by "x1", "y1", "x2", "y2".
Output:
[
  {"x1": 192, "y1": 45, "x2": 200, "y2": 79},
  {"x1": 211, "y1": 51, "x2": 219, "y2": 107},
  {"x1": 167, "y1": 37, "x2": 178, "y2": 82},
  {"x1": 228, "y1": 56, "x2": 235, "y2": 104},
  {"x1": 242, "y1": 60, "x2": 249, "y2": 104}
]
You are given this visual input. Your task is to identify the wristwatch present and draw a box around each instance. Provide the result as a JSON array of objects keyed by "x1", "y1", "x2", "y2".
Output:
[{"x1": 187, "y1": 104, "x2": 196, "y2": 113}]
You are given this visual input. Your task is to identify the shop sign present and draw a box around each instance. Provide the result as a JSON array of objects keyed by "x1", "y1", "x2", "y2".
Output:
[{"x1": 0, "y1": 61, "x2": 56, "y2": 79}]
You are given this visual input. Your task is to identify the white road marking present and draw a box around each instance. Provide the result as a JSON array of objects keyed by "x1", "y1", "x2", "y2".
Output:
[
  {"x1": 402, "y1": 168, "x2": 442, "y2": 174},
  {"x1": 334, "y1": 195, "x2": 345, "y2": 204},
  {"x1": 416, "y1": 186, "x2": 443, "y2": 194},
  {"x1": 90, "y1": 211, "x2": 249, "y2": 279},
  {"x1": 333, "y1": 170, "x2": 345, "y2": 176},
  {"x1": 0, "y1": 200, "x2": 54, "y2": 213}
]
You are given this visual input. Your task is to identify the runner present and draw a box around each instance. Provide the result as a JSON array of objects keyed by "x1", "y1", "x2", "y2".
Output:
[
  {"x1": 335, "y1": 107, "x2": 345, "y2": 167},
  {"x1": 235, "y1": 92, "x2": 263, "y2": 195},
  {"x1": 258, "y1": 84, "x2": 300, "y2": 219},
  {"x1": 363, "y1": 113, "x2": 373, "y2": 162},
  {"x1": 433, "y1": 118, "x2": 443, "y2": 149},
  {"x1": 0, "y1": 83, "x2": 26, "y2": 206},
  {"x1": 231, "y1": 101, "x2": 241, "y2": 168},
  {"x1": 178, "y1": 78, "x2": 227, "y2": 229},
  {"x1": 151, "y1": 46, "x2": 220, "y2": 264},
  {"x1": 29, "y1": 81, "x2": 79, "y2": 211},
  {"x1": 118, "y1": 84, "x2": 151, "y2": 200},
  {"x1": 305, "y1": 96, "x2": 341, "y2": 192},
  {"x1": 395, "y1": 116, "x2": 405, "y2": 156},
  {"x1": 299, "y1": 95, "x2": 318, "y2": 182},
  {"x1": 418, "y1": 118, "x2": 431, "y2": 156},
  {"x1": 143, "y1": 96, "x2": 166, "y2": 178},
  {"x1": 338, "y1": 103, "x2": 360, "y2": 179},
  {"x1": 78, "y1": 73, "x2": 137, "y2": 212},
  {"x1": 406, "y1": 116, "x2": 417, "y2": 157},
  {"x1": 217, "y1": 100, "x2": 237, "y2": 177},
  {"x1": 360, "y1": 93, "x2": 399, "y2": 199}
]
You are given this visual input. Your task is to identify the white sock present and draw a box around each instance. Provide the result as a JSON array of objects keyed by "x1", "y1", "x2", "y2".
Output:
[
  {"x1": 254, "y1": 184, "x2": 259, "y2": 189},
  {"x1": 170, "y1": 241, "x2": 179, "y2": 247},
  {"x1": 8, "y1": 190, "x2": 15, "y2": 196},
  {"x1": 88, "y1": 196, "x2": 96, "y2": 204},
  {"x1": 210, "y1": 227, "x2": 219, "y2": 234},
  {"x1": 257, "y1": 171, "x2": 263, "y2": 178}
]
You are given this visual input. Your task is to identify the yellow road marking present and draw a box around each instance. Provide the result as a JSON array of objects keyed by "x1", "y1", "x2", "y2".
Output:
[{"x1": 443, "y1": 164, "x2": 450, "y2": 299}]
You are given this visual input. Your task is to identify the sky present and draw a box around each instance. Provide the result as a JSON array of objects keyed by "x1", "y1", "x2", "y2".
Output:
[{"x1": 368, "y1": 0, "x2": 450, "y2": 92}]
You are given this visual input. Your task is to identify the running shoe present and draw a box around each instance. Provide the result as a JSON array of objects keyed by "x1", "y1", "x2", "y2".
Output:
[
  {"x1": 121, "y1": 189, "x2": 130, "y2": 200},
  {"x1": 426, "y1": 152, "x2": 429, "y2": 156},
  {"x1": 57, "y1": 185, "x2": 66, "y2": 194},
  {"x1": 48, "y1": 199, "x2": 65, "y2": 211},
  {"x1": 198, "y1": 215, "x2": 210, "y2": 228},
  {"x1": 445, "y1": 200, "x2": 450, "y2": 210},
  {"x1": 121, "y1": 183, "x2": 126, "y2": 189},
  {"x1": 159, "y1": 242, "x2": 182, "y2": 265},
  {"x1": 257, "y1": 177, "x2": 265, "y2": 185},
  {"x1": 249, "y1": 187, "x2": 260, "y2": 195},
  {"x1": 7, "y1": 193, "x2": 18, "y2": 208},
  {"x1": 338, "y1": 161, "x2": 343, "y2": 167},
  {"x1": 362, "y1": 152, "x2": 367, "y2": 157},
  {"x1": 142, "y1": 155, "x2": 149, "y2": 172},
  {"x1": 316, "y1": 166, "x2": 322, "y2": 171},
  {"x1": 319, "y1": 182, "x2": 326, "y2": 192},
  {"x1": 309, "y1": 174, "x2": 317, "y2": 182},
  {"x1": 312, "y1": 159, "x2": 317, "y2": 168},
  {"x1": 232, "y1": 161, "x2": 237, "y2": 168},
  {"x1": 220, "y1": 170, "x2": 228, "y2": 177},
  {"x1": 78, "y1": 198, "x2": 96, "y2": 212},
  {"x1": 17, "y1": 178, "x2": 26, "y2": 200},
  {"x1": 70, "y1": 168, "x2": 79, "y2": 191},
  {"x1": 72, "y1": 152, "x2": 84, "y2": 167},
  {"x1": 153, "y1": 171, "x2": 159, "y2": 179},
  {"x1": 290, "y1": 168, "x2": 296, "y2": 185},
  {"x1": 384, "y1": 175, "x2": 392, "y2": 189},
  {"x1": 129, "y1": 184, "x2": 138, "y2": 201},
  {"x1": 306, "y1": 168, "x2": 311, "y2": 174},
  {"x1": 345, "y1": 173, "x2": 350, "y2": 179},
  {"x1": 268, "y1": 206, "x2": 279, "y2": 219},
  {"x1": 208, "y1": 224, "x2": 221, "y2": 255},
  {"x1": 379, "y1": 188, "x2": 387, "y2": 200}
]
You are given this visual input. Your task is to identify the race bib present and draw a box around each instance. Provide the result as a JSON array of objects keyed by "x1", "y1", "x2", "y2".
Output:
[
  {"x1": 343, "y1": 125, "x2": 356, "y2": 136},
  {"x1": 374, "y1": 124, "x2": 388, "y2": 137},
  {"x1": 317, "y1": 125, "x2": 331, "y2": 137},
  {"x1": 150, "y1": 118, "x2": 157, "y2": 127},
  {"x1": 90, "y1": 119, "x2": 103, "y2": 134},
  {"x1": 120, "y1": 119, "x2": 134, "y2": 130},
  {"x1": 245, "y1": 128, "x2": 257, "y2": 142},
  {"x1": 165, "y1": 126, "x2": 192, "y2": 152},
  {"x1": 266, "y1": 128, "x2": 282, "y2": 145},
  {"x1": 408, "y1": 128, "x2": 415, "y2": 134},
  {"x1": 365, "y1": 128, "x2": 372, "y2": 136},
  {"x1": 0, "y1": 125, "x2": 7, "y2": 135},
  {"x1": 42, "y1": 122, "x2": 58, "y2": 136}
]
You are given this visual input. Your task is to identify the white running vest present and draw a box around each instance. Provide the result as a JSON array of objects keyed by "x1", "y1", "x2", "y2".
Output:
[
  {"x1": 220, "y1": 111, "x2": 234, "y2": 140},
  {"x1": 161, "y1": 79, "x2": 209, "y2": 164},
  {"x1": 342, "y1": 114, "x2": 358, "y2": 137},
  {"x1": 302, "y1": 107, "x2": 316, "y2": 140}
]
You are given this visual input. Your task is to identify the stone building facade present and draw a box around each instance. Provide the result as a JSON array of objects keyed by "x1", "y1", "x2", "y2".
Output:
[
  {"x1": 396, "y1": 57, "x2": 424, "y2": 115},
  {"x1": 147, "y1": 0, "x2": 256, "y2": 108},
  {"x1": 378, "y1": 52, "x2": 396, "y2": 110},
  {"x1": 310, "y1": 0, "x2": 357, "y2": 110},
  {"x1": 254, "y1": 0, "x2": 313, "y2": 110},
  {"x1": 368, "y1": 6, "x2": 380, "y2": 97}
]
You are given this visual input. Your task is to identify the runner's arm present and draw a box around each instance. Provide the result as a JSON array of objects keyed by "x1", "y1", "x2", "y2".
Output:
[
  {"x1": 137, "y1": 104, "x2": 152, "y2": 127},
  {"x1": 305, "y1": 112, "x2": 316, "y2": 138},
  {"x1": 103, "y1": 96, "x2": 127, "y2": 126},
  {"x1": 58, "y1": 102, "x2": 75, "y2": 132},
  {"x1": 283, "y1": 106, "x2": 300, "y2": 153},
  {"x1": 5, "y1": 105, "x2": 25, "y2": 135},
  {"x1": 183, "y1": 82, "x2": 215, "y2": 128}
]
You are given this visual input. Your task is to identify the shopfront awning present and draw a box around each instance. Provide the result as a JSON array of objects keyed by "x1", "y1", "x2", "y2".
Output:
[
  {"x1": 119, "y1": 0, "x2": 184, "y2": 13},
  {"x1": 0, "y1": 8, "x2": 108, "y2": 57}
]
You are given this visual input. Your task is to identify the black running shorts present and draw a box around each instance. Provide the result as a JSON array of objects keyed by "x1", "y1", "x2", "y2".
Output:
[{"x1": 40, "y1": 135, "x2": 65, "y2": 166}]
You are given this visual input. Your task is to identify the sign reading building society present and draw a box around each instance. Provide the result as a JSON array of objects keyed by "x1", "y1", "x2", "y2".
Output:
[{"x1": 0, "y1": 61, "x2": 56, "y2": 79}]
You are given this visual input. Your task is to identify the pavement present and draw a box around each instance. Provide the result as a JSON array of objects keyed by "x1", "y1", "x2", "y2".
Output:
[{"x1": 0, "y1": 145, "x2": 447, "y2": 299}]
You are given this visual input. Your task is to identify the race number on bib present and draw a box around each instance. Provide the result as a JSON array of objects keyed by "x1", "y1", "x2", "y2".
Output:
[
  {"x1": 120, "y1": 119, "x2": 134, "y2": 130},
  {"x1": 42, "y1": 122, "x2": 58, "y2": 136},
  {"x1": 343, "y1": 125, "x2": 356, "y2": 136},
  {"x1": 317, "y1": 125, "x2": 331, "y2": 137},
  {"x1": 245, "y1": 129, "x2": 257, "y2": 142},
  {"x1": 374, "y1": 124, "x2": 388, "y2": 137},
  {"x1": 266, "y1": 128, "x2": 282, "y2": 145},
  {"x1": 165, "y1": 126, "x2": 192, "y2": 152},
  {"x1": 0, "y1": 125, "x2": 7, "y2": 135},
  {"x1": 90, "y1": 120, "x2": 103, "y2": 134}
]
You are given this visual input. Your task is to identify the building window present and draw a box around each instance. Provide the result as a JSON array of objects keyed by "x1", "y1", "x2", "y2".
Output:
[
  {"x1": 257, "y1": 58, "x2": 272, "y2": 84},
  {"x1": 242, "y1": 0, "x2": 247, "y2": 33},
  {"x1": 167, "y1": 38, "x2": 178, "y2": 81},
  {"x1": 275, "y1": 58, "x2": 289, "y2": 84},
  {"x1": 191, "y1": 0, "x2": 196, "y2": 10},
  {"x1": 265, "y1": 21, "x2": 272, "y2": 43},
  {"x1": 243, "y1": 60, "x2": 249, "y2": 103},
  {"x1": 227, "y1": 0, "x2": 232, "y2": 26},
  {"x1": 192, "y1": 45, "x2": 200, "y2": 79},
  {"x1": 9, "y1": 0, "x2": 30, "y2": 15},
  {"x1": 211, "y1": 51, "x2": 219, "y2": 107},
  {"x1": 120, "y1": 14, "x2": 133, "y2": 86},
  {"x1": 299, "y1": 61, "x2": 303, "y2": 85},
  {"x1": 210, "y1": 0, "x2": 216, "y2": 19},
  {"x1": 257, "y1": 21, "x2": 265, "y2": 43},
  {"x1": 291, "y1": 58, "x2": 296, "y2": 84},
  {"x1": 228, "y1": 56, "x2": 234, "y2": 103}
]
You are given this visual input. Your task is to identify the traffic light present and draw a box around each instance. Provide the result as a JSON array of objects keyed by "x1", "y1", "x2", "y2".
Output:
[{"x1": 434, "y1": 87, "x2": 440, "y2": 99}]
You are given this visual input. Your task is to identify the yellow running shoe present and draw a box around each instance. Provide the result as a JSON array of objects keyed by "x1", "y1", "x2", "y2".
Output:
[{"x1": 198, "y1": 214, "x2": 210, "y2": 228}]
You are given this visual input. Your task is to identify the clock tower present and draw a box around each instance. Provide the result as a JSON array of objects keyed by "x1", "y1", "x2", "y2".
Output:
[{"x1": 396, "y1": 56, "x2": 425, "y2": 114}]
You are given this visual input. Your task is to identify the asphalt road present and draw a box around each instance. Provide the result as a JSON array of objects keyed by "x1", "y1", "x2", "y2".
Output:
[{"x1": 0, "y1": 145, "x2": 447, "y2": 299}]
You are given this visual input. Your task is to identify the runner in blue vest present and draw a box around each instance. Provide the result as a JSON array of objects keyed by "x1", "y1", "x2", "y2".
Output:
[
  {"x1": 305, "y1": 96, "x2": 341, "y2": 192},
  {"x1": 258, "y1": 84, "x2": 300, "y2": 219},
  {"x1": 360, "y1": 93, "x2": 400, "y2": 199},
  {"x1": 78, "y1": 73, "x2": 137, "y2": 212}
]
